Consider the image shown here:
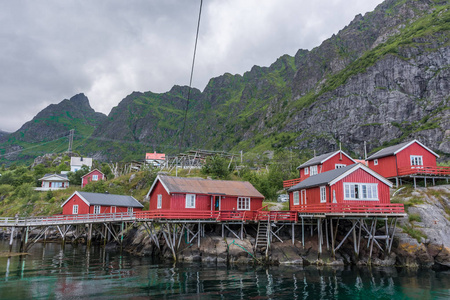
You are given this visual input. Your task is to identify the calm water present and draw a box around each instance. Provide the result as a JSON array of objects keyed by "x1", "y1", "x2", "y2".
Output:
[{"x1": 0, "y1": 241, "x2": 449, "y2": 299}]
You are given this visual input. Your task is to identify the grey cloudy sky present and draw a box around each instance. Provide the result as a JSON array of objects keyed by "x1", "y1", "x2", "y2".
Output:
[{"x1": 0, "y1": 0, "x2": 383, "y2": 132}]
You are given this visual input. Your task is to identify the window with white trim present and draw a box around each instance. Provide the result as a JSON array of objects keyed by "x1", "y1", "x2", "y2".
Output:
[
  {"x1": 344, "y1": 183, "x2": 378, "y2": 200},
  {"x1": 293, "y1": 191, "x2": 299, "y2": 205},
  {"x1": 335, "y1": 164, "x2": 346, "y2": 169},
  {"x1": 310, "y1": 165, "x2": 318, "y2": 176},
  {"x1": 92, "y1": 175, "x2": 98, "y2": 181},
  {"x1": 320, "y1": 186, "x2": 326, "y2": 203},
  {"x1": 304, "y1": 167, "x2": 309, "y2": 175},
  {"x1": 73, "y1": 205, "x2": 79, "y2": 214},
  {"x1": 127, "y1": 207, "x2": 133, "y2": 213},
  {"x1": 185, "y1": 194, "x2": 196, "y2": 208},
  {"x1": 374, "y1": 159, "x2": 378, "y2": 166},
  {"x1": 94, "y1": 205, "x2": 100, "y2": 214},
  {"x1": 410, "y1": 155, "x2": 423, "y2": 166},
  {"x1": 157, "y1": 194, "x2": 162, "y2": 209},
  {"x1": 237, "y1": 197, "x2": 250, "y2": 210}
]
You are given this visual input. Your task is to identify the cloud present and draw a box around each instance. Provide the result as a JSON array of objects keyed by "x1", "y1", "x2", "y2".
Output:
[{"x1": 0, "y1": 0, "x2": 383, "y2": 132}]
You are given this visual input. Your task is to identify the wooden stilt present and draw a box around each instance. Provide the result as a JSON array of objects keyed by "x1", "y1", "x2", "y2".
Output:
[
  {"x1": 87, "y1": 224, "x2": 93, "y2": 248},
  {"x1": 330, "y1": 218, "x2": 335, "y2": 258},
  {"x1": 318, "y1": 219, "x2": 322, "y2": 254},
  {"x1": 19, "y1": 227, "x2": 26, "y2": 252},
  {"x1": 292, "y1": 223, "x2": 295, "y2": 245},
  {"x1": 325, "y1": 219, "x2": 329, "y2": 250},
  {"x1": 301, "y1": 217, "x2": 305, "y2": 249},
  {"x1": 9, "y1": 227, "x2": 15, "y2": 252}
]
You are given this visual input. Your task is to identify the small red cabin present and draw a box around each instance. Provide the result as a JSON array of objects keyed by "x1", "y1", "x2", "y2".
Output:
[
  {"x1": 284, "y1": 150, "x2": 356, "y2": 188},
  {"x1": 367, "y1": 140, "x2": 439, "y2": 178},
  {"x1": 288, "y1": 164, "x2": 398, "y2": 214},
  {"x1": 81, "y1": 169, "x2": 106, "y2": 188},
  {"x1": 146, "y1": 175, "x2": 264, "y2": 212},
  {"x1": 61, "y1": 191, "x2": 143, "y2": 215}
]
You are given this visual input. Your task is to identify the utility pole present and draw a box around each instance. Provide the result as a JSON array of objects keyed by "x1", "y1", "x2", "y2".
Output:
[{"x1": 68, "y1": 129, "x2": 75, "y2": 153}]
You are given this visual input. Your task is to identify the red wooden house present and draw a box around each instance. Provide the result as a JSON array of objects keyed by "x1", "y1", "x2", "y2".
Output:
[
  {"x1": 146, "y1": 175, "x2": 264, "y2": 212},
  {"x1": 61, "y1": 191, "x2": 143, "y2": 215},
  {"x1": 366, "y1": 140, "x2": 445, "y2": 179},
  {"x1": 287, "y1": 163, "x2": 402, "y2": 214},
  {"x1": 81, "y1": 169, "x2": 105, "y2": 188},
  {"x1": 284, "y1": 150, "x2": 356, "y2": 188}
]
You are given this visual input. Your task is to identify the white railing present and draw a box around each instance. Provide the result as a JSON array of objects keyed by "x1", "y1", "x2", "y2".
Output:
[{"x1": 0, "y1": 212, "x2": 135, "y2": 227}]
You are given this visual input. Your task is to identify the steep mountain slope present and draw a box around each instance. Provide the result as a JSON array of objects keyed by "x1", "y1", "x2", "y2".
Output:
[
  {"x1": 0, "y1": 94, "x2": 106, "y2": 162},
  {"x1": 1, "y1": 0, "x2": 449, "y2": 164},
  {"x1": 88, "y1": 0, "x2": 448, "y2": 159}
]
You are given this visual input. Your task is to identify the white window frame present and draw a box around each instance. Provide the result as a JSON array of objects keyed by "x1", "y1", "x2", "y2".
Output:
[
  {"x1": 335, "y1": 164, "x2": 346, "y2": 169},
  {"x1": 237, "y1": 197, "x2": 250, "y2": 210},
  {"x1": 127, "y1": 207, "x2": 133, "y2": 213},
  {"x1": 185, "y1": 194, "x2": 196, "y2": 208},
  {"x1": 344, "y1": 183, "x2": 378, "y2": 201},
  {"x1": 92, "y1": 175, "x2": 98, "y2": 181},
  {"x1": 310, "y1": 165, "x2": 318, "y2": 176},
  {"x1": 73, "y1": 205, "x2": 79, "y2": 214},
  {"x1": 293, "y1": 191, "x2": 299, "y2": 205},
  {"x1": 410, "y1": 155, "x2": 423, "y2": 167},
  {"x1": 374, "y1": 159, "x2": 378, "y2": 166},
  {"x1": 94, "y1": 205, "x2": 100, "y2": 214},
  {"x1": 157, "y1": 194, "x2": 162, "y2": 209},
  {"x1": 304, "y1": 167, "x2": 309, "y2": 175},
  {"x1": 320, "y1": 186, "x2": 326, "y2": 203}
]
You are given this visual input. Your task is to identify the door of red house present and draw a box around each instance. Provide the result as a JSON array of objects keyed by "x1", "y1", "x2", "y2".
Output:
[
  {"x1": 111, "y1": 206, "x2": 116, "y2": 213},
  {"x1": 301, "y1": 189, "x2": 307, "y2": 205},
  {"x1": 214, "y1": 196, "x2": 221, "y2": 211}
]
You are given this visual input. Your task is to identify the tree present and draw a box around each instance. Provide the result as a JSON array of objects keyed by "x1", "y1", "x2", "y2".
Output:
[
  {"x1": 201, "y1": 155, "x2": 231, "y2": 179},
  {"x1": 67, "y1": 165, "x2": 90, "y2": 186}
]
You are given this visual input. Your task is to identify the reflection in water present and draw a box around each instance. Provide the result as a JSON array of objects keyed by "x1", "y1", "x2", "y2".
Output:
[{"x1": 0, "y1": 241, "x2": 449, "y2": 299}]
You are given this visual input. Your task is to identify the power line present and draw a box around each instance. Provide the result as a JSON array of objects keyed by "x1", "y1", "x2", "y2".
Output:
[
  {"x1": 179, "y1": 0, "x2": 203, "y2": 153},
  {"x1": 0, "y1": 136, "x2": 68, "y2": 158}
]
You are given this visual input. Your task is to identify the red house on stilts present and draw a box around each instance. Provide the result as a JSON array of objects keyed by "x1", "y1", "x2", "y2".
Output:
[
  {"x1": 287, "y1": 163, "x2": 403, "y2": 214},
  {"x1": 366, "y1": 140, "x2": 449, "y2": 187},
  {"x1": 61, "y1": 191, "x2": 144, "y2": 215},
  {"x1": 145, "y1": 175, "x2": 264, "y2": 214}
]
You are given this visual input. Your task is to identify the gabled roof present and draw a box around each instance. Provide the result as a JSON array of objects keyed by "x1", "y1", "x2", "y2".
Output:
[
  {"x1": 146, "y1": 175, "x2": 264, "y2": 199},
  {"x1": 39, "y1": 173, "x2": 69, "y2": 181},
  {"x1": 81, "y1": 168, "x2": 105, "y2": 178},
  {"x1": 366, "y1": 140, "x2": 439, "y2": 160},
  {"x1": 288, "y1": 163, "x2": 392, "y2": 192},
  {"x1": 61, "y1": 191, "x2": 143, "y2": 208},
  {"x1": 297, "y1": 150, "x2": 356, "y2": 169},
  {"x1": 70, "y1": 157, "x2": 93, "y2": 167}
]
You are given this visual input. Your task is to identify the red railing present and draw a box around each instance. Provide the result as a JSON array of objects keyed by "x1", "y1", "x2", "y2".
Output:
[
  {"x1": 397, "y1": 165, "x2": 450, "y2": 176},
  {"x1": 256, "y1": 210, "x2": 298, "y2": 222},
  {"x1": 283, "y1": 178, "x2": 301, "y2": 188},
  {"x1": 292, "y1": 203, "x2": 405, "y2": 214}
]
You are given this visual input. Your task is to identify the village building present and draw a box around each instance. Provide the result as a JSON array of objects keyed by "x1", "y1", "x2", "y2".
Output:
[
  {"x1": 61, "y1": 191, "x2": 143, "y2": 215},
  {"x1": 145, "y1": 152, "x2": 166, "y2": 167},
  {"x1": 36, "y1": 173, "x2": 70, "y2": 191},
  {"x1": 366, "y1": 140, "x2": 449, "y2": 187},
  {"x1": 288, "y1": 163, "x2": 393, "y2": 213},
  {"x1": 81, "y1": 169, "x2": 105, "y2": 188},
  {"x1": 70, "y1": 157, "x2": 93, "y2": 172},
  {"x1": 146, "y1": 175, "x2": 264, "y2": 212},
  {"x1": 284, "y1": 150, "x2": 356, "y2": 188}
]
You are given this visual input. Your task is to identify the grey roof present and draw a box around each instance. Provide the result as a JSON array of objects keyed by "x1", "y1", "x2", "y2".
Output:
[
  {"x1": 39, "y1": 173, "x2": 69, "y2": 181},
  {"x1": 77, "y1": 191, "x2": 143, "y2": 207},
  {"x1": 366, "y1": 141, "x2": 412, "y2": 160},
  {"x1": 297, "y1": 151, "x2": 349, "y2": 169},
  {"x1": 152, "y1": 175, "x2": 264, "y2": 198},
  {"x1": 288, "y1": 164, "x2": 357, "y2": 192}
]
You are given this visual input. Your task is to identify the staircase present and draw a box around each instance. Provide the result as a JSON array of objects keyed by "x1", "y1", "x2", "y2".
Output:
[{"x1": 255, "y1": 219, "x2": 270, "y2": 258}]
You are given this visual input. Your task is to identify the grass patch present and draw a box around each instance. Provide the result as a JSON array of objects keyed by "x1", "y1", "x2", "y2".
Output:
[
  {"x1": 400, "y1": 224, "x2": 427, "y2": 243},
  {"x1": 408, "y1": 213, "x2": 422, "y2": 223}
]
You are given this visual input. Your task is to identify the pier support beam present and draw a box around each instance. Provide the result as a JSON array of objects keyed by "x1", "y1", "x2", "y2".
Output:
[{"x1": 9, "y1": 227, "x2": 15, "y2": 252}]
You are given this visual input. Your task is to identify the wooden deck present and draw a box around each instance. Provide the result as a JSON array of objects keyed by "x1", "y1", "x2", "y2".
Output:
[
  {"x1": 293, "y1": 203, "x2": 405, "y2": 217},
  {"x1": 397, "y1": 166, "x2": 450, "y2": 177}
]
